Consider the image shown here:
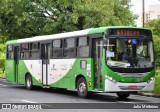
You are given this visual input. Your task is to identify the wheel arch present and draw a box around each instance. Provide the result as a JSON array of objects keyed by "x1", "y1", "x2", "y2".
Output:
[{"x1": 75, "y1": 74, "x2": 86, "y2": 89}]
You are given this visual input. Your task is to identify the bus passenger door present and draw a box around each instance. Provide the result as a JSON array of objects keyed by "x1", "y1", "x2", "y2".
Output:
[
  {"x1": 92, "y1": 38, "x2": 103, "y2": 90},
  {"x1": 14, "y1": 46, "x2": 20, "y2": 83},
  {"x1": 41, "y1": 44, "x2": 51, "y2": 85}
]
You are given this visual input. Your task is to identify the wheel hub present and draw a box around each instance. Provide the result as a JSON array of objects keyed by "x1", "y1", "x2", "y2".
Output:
[
  {"x1": 27, "y1": 77, "x2": 31, "y2": 87},
  {"x1": 79, "y1": 83, "x2": 86, "y2": 93}
]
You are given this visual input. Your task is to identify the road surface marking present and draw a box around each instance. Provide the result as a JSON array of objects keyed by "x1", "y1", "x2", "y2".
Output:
[
  {"x1": 0, "y1": 84, "x2": 7, "y2": 86},
  {"x1": 21, "y1": 100, "x2": 37, "y2": 103},
  {"x1": 116, "y1": 101, "x2": 136, "y2": 104}
]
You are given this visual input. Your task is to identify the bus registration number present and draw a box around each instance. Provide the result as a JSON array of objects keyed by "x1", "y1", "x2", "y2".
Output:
[{"x1": 128, "y1": 85, "x2": 137, "y2": 90}]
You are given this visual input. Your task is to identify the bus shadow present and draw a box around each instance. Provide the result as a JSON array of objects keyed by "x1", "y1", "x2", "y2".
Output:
[{"x1": 11, "y1": 85, "x2": 149, "y2": 103}]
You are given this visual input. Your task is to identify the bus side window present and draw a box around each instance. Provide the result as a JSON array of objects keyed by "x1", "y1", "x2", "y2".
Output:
[
  {"x1": 63, "y1": 38, "x2": 75, "y2": 58},
  {"x1": 20, "y1": 43, "x2": 29, "y2": 60},
  {"x1": 77, "y1": 36, "x2": 89, "y2": 57},
  {"x1": 41, "y1": 44, "x2": 45, "y2": 59},
  {"x1": 30, "y1": 42, "x2": 40, "y2": 59},
  {"x1": 6, "y1": 45, "x2": 14, "y2": 60},
  {"x1": 52, "y1": 39, "x2": 62, "y2": 58}
]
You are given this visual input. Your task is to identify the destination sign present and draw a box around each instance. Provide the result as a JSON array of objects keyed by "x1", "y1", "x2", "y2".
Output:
[{"x1": 108, "y1": 29, "x2": 152, "y2": 36}]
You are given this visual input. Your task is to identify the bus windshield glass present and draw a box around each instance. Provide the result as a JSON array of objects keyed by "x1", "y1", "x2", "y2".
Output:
[{"x1": 106, "y1": 38, "x2": 154, "y2": 68}]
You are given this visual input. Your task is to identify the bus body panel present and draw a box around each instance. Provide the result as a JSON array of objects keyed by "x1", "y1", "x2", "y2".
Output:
[
  {"x1": 13, "y1": 58, "x2": 94, "y2": 91},
  {"x1": 104, "y1": 79, "x2": 155, "y2": 92},
  {"x1": 48, "y1": 58, "x2": 93, "y2": 91},
  {"x1": 23, "y1": 60, "x2": 42, "y2": 86},
  {"x1": 5, "y1": 60, "x2": 16, "y2": 82}
]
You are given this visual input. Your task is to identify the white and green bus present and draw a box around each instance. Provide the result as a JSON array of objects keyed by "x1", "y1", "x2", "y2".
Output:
[{"x1": 5, "y1": 26, "x2": 155, "y2": 98}]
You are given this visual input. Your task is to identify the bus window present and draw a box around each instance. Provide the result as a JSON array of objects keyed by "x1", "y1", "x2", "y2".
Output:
[
  {"x1": 6, "y1": 45, "x2": 14, "y2": 59},
  {"x1": 30, "y1": 42, "x2": 40, "y2": 59},
  {"x1": 7, "y1": 52, "x2": 13, "y2": 59},
  {"x1": 19, "y1": 43, "x2": 30, "y2": 59},
  {"x1": 52, "y1": 39, "x2": 62, "y2": 58},
  {"x1": 7, "y1": 45, "x2": 13, "y2": 52},
  {"x1": 77, "y1": 37, "x2": 89, "y2": 57},
  {"x1": 106, "y1": 38, "x2": 154, "y2": 68},
  {"x1": 21, "y1": 43, "x2": 29, "y2": 51},
  {"x1": 64, "y1": 38, "x2": 75, "y2": 58}
]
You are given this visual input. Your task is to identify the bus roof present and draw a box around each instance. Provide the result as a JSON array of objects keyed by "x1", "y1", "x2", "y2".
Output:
[{"x1": 6, "y1": 26, "x2": 150, "y2": 44}]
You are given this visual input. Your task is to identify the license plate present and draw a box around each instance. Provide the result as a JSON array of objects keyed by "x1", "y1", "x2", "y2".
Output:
[{"x1": 128, "y1": 85, "x2": 137, "y2": 90}]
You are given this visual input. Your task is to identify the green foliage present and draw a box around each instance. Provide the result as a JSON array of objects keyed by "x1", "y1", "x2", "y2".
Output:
[
  {"x1": 145, "y1": 19, "x2": 160, "y2": 36},
  {"x1": 0, "y1": 0, "x2": 137, "y2": 40},
  {"x1": 145, "y1": 19, "x2": 160, "y2": 67},
  {"x1": 0, "y1": 53, "x2": 5, "y2": 73},
  {"x1": 153, "y1": 35, "x2": 160, "y2": 67},
  {"x1": 0, "y1": 43, "x2": 5, "y2": 73},
  {"x1": 153, "y1": 70, "x2": 160, "y2": 94},
  {"x1": 0, "y1": 70, "x2": 5, "y2": 78}
]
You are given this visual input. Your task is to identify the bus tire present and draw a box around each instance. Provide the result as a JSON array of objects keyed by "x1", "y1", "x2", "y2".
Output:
[
  {"x1": 77, "y1": 77, "x2": 88, "y2": 98},
  {"x1": 117, "y1": 92, "x2": 130, "y2": 99},
  {"x1": 26, "y1": 74, "x2": 34, "y2": 90}
]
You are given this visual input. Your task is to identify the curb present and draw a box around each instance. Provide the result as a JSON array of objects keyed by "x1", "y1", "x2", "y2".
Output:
[
  {"x1": 0, "y1": 77, "x2": 5, "y2": 79},
  {"x1": 138, "y1": 92, "x2": 160, "y2": 98}
]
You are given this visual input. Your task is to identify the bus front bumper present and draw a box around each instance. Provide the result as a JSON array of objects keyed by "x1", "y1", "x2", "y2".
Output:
[{"x1": 104, "y1": 79, "x2": 155, "y2": 92}]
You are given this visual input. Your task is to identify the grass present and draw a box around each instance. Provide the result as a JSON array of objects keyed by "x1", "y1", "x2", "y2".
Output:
[
  {"x1": 0, "y1": 70, "x2": 5, "y2": 78},
  {"x1": 153, "y1": 70, "x2": 160, "y2": 95}
]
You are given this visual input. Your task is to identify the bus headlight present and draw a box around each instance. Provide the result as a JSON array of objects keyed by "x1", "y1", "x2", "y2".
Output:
[
  {"x1": 147, "y1": 77, "x2": 155, "y2": 83},
  {"x1": 105, "y1": 75, "x2": 116, "y2": 83},
  {"x1": 150, "y1": 77, "x2": 155, "y2": 81}
]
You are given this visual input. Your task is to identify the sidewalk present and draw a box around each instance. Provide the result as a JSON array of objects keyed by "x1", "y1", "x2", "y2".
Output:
[{"x1": 138, "y1": 92, "x2": 160, "y2": 98}]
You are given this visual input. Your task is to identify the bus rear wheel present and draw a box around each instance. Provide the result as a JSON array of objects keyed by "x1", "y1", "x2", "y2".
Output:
[
  {"x1": 117, "y1": 92, "x2": 130, "y2": 99},
  {"x1": 26, "y1": 74, "x2": 34, "y2": 90},
  {"x1": 77, "y1": 77, "x2": 88, "y2": 98}
]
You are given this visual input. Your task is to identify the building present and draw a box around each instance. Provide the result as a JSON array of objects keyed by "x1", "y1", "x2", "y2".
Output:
[{"x1": 139, "y1": 4, "x2": 160, "y2": 25}]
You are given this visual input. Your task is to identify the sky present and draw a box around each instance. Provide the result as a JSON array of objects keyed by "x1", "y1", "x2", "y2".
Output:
[{"x1": 131, "y1": 0, "x2": 160, "y2": 26}]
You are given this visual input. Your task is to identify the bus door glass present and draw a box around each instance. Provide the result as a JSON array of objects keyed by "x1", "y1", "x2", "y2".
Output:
[
  {"x1": 14, "y1": 46, "x2": 20, "y2": 82},
  {"x1": 41, "y1": 44, "x2": 51, "y2": 85},
  {"x1": 92, "y1": 38, "x2": 103, "y2": 90}
]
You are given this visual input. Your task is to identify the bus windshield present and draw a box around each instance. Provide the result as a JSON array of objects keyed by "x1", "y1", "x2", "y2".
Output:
[{"x1": 106, "y1": 38, "x2": 154, "y2": 68}]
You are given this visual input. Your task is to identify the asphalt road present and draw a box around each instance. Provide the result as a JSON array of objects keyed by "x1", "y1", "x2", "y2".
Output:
[{"x1": 0, "y1": 78, "x2": 160, "y2": 112}]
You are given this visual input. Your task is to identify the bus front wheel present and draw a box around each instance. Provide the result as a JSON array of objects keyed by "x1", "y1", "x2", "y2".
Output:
[
  {"x1": 77, "y1": 77, "x2": 88, "y2": 98},
  {"x1": 26, "y1": 74, "x2": 33, "y2": 90},
  {"x1": 117, "y1": 92, "x2": 130, "y2": 99}
]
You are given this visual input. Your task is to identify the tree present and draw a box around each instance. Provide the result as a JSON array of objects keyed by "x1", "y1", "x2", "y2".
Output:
[
  {"x1": 145, "y1": 19, "x2": 160, "y2": 36},
  {"x1": 0, "y1": 0, "x2": 137, "y2": 40},
  {"x1": 145, "y1": 19, "x2": 160, "y2": 68},
  {"x1": 0, "y1": 53, "x2": 5, "y2": 73},
  {"x1": 153, "y1": 35, "x2": 160, "y2": 68},
  {"x1": 0, "y1": 43, "x2": 5, "y2": 73}
]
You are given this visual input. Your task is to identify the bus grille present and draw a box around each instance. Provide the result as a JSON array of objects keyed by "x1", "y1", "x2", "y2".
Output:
[{"x1": 116, "y1": 72, "x2": 149, "y2": 77}]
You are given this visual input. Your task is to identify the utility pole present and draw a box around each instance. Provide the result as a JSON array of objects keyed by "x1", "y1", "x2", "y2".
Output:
[{"x1": 142, "y1": 0, "x2": 145, "y2": 27}]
